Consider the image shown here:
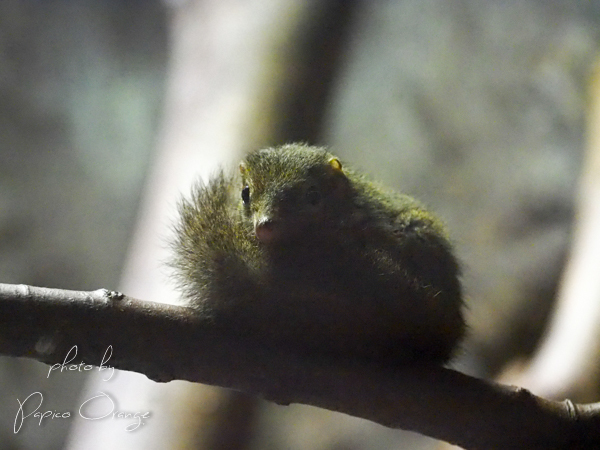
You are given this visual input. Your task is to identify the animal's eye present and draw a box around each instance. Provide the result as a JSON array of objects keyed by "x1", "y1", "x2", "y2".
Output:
[
  {"x1": 241, "y1": 185, "x2": 250, "y2": 204},
  {"x1": 305, "y1": 186, "x2": 322, "y2": 206}
]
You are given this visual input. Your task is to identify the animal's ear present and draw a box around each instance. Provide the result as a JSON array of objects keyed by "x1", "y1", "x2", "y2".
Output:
[
  {"x1": 328, "y1": 157, "x2": 343, "y2": 173},
  {"x1": 326, "y1": 157, "x2": 346, "y2": 181},
  {"x1": 326, "y1": 157, "x2": 350, "y2": 198}
]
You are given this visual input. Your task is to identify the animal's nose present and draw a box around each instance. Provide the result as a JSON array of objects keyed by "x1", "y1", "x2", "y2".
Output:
[{"x1": 254, "y1": 218, "x2": 278, "y2": 244}]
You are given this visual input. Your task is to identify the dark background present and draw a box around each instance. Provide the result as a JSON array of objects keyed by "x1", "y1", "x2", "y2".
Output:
[{"x1": 1, "y1": 1, "x2": 598, "y2": 448}]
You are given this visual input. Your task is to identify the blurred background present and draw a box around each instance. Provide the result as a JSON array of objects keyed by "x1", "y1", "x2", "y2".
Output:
[{"x1": 1, "y1": 0, "x2": 600, "y2": 449}]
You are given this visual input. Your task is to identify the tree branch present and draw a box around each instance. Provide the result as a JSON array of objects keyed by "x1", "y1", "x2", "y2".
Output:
[{"x1": 0, "y1": 283, "x2": 598, "y2": 449}]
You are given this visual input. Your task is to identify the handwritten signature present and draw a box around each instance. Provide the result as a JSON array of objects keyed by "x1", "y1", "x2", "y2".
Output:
[
  {"x1": 47, "y1": 345, "x2": 114, "y2": 381},
  {"x1": 14, "y1": 391, "x2": 151, "y2": 433}
]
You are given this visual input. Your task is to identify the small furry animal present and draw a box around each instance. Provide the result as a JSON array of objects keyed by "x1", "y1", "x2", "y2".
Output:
[{"x1": 172, "y1": 144, "x2": 465, "y2": 366}]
